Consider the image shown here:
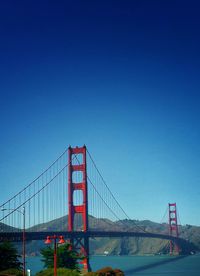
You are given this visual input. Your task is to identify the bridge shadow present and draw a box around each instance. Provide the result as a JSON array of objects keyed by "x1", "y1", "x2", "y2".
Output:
[{"x1": 124, "y1": 255, "x2": 188, "y2": 275}]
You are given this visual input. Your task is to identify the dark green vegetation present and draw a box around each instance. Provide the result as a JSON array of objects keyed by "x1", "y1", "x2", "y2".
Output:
[
  {"x1": 0, "y1": 242, "x2": 22, "y2": 275},
  {"x1": 36, "y1": 267, "x2": 124, "y2": 276},
  {"x1": 0, "y1": 268, "x2": 23, "y2": 276},
  {"x1": 36, "y1": 268, "x2": 80, "y2": 276},
  {"x1": 85, "y1": 267, "x2": 124, "y2": 275},
  {"x1": 36, "y1": 243, "x2": 83, "y2": 275},
  {"x1": 41, "y1": 243, "x2": 80, "y2": 270}
]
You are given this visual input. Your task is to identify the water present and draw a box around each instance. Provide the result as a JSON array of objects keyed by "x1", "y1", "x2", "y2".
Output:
[{"x1": 26, "y1": 254, "x2": 200, "y2": 275}]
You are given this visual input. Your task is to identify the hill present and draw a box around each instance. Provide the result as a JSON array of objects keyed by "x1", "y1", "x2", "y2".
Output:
[
  {"x1": 21, "y1": 215, "x2": 200, "y2": 256},
  {"x1": 0, "y1": 222, "x2": 19, "y2": 232}
]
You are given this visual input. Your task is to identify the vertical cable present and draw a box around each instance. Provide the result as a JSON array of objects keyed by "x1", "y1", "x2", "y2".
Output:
[
  {"x1": 28, "y1": 185, "x2": 31, "y2": 228},
  {"x1": 42, "y1": 173, "x2": 44, "y2": 225},
  {"x1": 34, "y1": 180, "x2": 36, "y2": 227}
]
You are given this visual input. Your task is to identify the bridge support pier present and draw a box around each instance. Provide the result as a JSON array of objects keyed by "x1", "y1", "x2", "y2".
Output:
[{"x1": 68, "y1": 146, "x2": 91, "y2": 272}]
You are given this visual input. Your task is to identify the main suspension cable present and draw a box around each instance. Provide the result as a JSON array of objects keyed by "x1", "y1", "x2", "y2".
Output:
[
  {"x1": 0, "y1": 149, "x2": 68, "y2": 208},
  {"x1": 86, "y1": 149, "x2": 148, "y2": 233},
  {"x1": 0, "y1": 154, "x2": 75, "y2": 222}
]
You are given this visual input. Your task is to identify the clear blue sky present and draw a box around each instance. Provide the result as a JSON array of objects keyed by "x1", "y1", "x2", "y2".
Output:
[{"x1": 0, "y1": 0, "x2": 200, "y2": 225}]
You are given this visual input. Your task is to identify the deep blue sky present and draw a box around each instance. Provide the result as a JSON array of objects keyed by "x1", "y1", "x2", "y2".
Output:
[{"x1": 0, "y1": 0, "x2": 200, "y2": 225}]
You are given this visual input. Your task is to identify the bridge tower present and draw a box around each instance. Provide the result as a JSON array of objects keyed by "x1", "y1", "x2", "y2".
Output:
[
  {"x1": 168, "y1": 203, "x2": 179, "y2": 254},
  {"x1": 68, "y1": 145, "x2": 90, "y2": 271}
]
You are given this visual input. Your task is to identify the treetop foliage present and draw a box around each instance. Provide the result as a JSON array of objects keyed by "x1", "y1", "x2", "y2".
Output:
[
  {"x1": 41, "y1": 242, "x2": 81, "y2": 271},
  {"x1": 0, "y1": 242, "x2": 22, "y2": 271}
]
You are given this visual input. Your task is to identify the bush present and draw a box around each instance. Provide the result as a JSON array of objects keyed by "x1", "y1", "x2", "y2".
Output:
[
  {"x1": 0, "y1": 268, "x2": 22, "y2": 276},
  {"x1": 96, "y1": 266, "x2": 113, "y2": 274},
  {"x1": 41, "y1": 243, "x2": 80, "y2": 270},
  {"x1": 84, "y1": 272, "x2": 98, "y2": 276},
  {"x1": 0, "y1": 242, "x2": 22, "y2": 271},
  {"x1": 94, "y1": 267, "x2": 124, "y2": 276},
  {"x1": 36, "y1": 268, "x2": 80, "y2": 276},
  {"x1": 113, "y1": 269, "x2": 124, "y2": 276}
]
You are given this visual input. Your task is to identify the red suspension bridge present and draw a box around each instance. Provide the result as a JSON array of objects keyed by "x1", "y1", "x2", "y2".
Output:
[{"x1": 0, "y1": 145, "x2": 186, "y2": 271}]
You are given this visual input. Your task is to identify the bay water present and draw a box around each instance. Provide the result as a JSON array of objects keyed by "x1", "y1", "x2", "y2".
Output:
[{"x1": 26, "y1": 254, "x2": 200, "y2": 276}]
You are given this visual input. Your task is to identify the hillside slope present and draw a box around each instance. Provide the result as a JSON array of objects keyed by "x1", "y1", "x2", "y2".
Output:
[
  {"x1": 1, "y1": 216, "x2": 199, "y2": 255},
  {"x1": 22, "y1": 216, "x2": 200, "y2": 256}
]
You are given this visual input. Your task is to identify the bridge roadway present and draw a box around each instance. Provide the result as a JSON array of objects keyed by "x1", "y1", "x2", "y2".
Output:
[{"x1": 0, "y1": 230, "x2": 182, "y2": 243}]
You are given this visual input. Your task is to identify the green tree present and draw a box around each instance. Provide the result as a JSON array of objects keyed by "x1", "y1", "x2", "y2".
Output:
[
  {"x1": 41, "y1": 243, "x2": 81, "y2": 271},
  {"x1": 36, "y1": 268, "x2": 80, "y2": 276},
  {"x1": 0, "y1": 242, "x2": 22, "y2": 271}
]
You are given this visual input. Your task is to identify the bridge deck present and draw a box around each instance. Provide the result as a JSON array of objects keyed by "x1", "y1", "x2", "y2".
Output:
[{"x1": 0, "y1": 231, "x2": 181, "y2": 243}]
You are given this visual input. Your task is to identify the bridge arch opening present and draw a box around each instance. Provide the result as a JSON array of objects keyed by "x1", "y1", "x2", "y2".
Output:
[
  {"x1": 73, "y1": 190, "x2": 83, "y2": 206},
  {"x1": 72, "y1": 171, "x2": 83, "y2": 183},
  {"x1": 71, "y1": 153, "x2": 83, "y2": 165}
]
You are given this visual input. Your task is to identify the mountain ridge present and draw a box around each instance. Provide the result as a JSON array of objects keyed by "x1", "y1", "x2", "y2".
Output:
[{"x1": 1, "y1": 216, "x2": 199, "y2": 255}]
